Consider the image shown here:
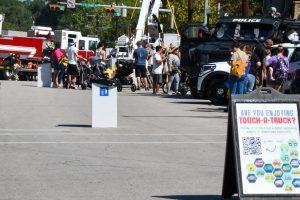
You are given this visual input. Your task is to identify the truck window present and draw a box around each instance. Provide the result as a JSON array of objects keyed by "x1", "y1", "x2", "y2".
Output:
[
  {"x1": 184, "y1": 26, "x2": 200, "y2": 39},
  {"x1": 68, "y1": 34, "x2": 77, "y2": 39},
  {"x1": 89, "y1": 41, "x2": 98, "y2": 51},
  {"x1": 79, "y1": 40, "x2": 85, "y2": 50}
]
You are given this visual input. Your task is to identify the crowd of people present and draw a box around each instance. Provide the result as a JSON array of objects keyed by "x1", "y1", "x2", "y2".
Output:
[
  {"x1": 50, "y1": 36, "x2": 290, "y2": 99},
  {"x1": 133, "y1": 41, "x2": 182, "y2": 95},
  {"x1": 227, "y1": 39, "x2": 289, "y2": 95},
  {"x1": 50, "y1": 39, "x2": 182, "y2": 94}
]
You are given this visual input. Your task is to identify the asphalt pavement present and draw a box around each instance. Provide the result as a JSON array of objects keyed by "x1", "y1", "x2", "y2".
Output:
[{"x1": 0, "y1": 81, "x2": 233, "y2": 200}]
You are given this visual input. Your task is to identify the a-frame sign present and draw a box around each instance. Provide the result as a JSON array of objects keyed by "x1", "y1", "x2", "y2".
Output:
[{"x1": 222, "y1": 88, "x2": 300, "y2": 200}]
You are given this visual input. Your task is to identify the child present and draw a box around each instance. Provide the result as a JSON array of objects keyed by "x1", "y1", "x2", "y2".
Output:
[{"x1": 264, "y1": 49, "x2": 275, "y2": 81}]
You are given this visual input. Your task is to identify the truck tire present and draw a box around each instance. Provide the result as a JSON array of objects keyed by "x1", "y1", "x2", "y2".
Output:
[{"x1": 207, "y1": 79, "x2": 229, "y2": 105}]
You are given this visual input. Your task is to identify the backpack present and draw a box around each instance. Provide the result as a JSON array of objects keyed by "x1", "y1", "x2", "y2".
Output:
[
  {"x1": 274, "y1": 57, "x2": 289, "y2": 79},
  {"x1": 231, "y1": 60, "x2": 247, "y2": 79}
]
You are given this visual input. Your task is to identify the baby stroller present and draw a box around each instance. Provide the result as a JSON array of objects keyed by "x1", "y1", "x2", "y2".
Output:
[
  {"x1": 79, "y1": 57, "x2": 122, "y2": 91},
  {"x1": 114, "y1": 59, "x2": 137, "y2": 92}
]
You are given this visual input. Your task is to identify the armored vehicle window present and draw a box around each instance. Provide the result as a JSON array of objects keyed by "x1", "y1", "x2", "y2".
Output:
[
  {"x1": 184, "y1": 26, "x2": 208, "y2": 40},
  {"x1": 184, "y1": 26, "x2": 200, "y2": 39},
  {"x1": 216, "y1": 23, "x2": 273, "y2": 41}
]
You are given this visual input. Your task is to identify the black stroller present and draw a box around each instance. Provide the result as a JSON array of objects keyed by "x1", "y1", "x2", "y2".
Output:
[
  {"x1": 78, "y1": 57, "x2": 122, "y2": 91},
  {"x1": 114, "y1": 59, "x2": 137, "y2": 92}
]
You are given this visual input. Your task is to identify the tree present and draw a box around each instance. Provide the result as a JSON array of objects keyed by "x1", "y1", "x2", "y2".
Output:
[{"x1": 0, "y1": 0, "x2": 32, "y2": 31}]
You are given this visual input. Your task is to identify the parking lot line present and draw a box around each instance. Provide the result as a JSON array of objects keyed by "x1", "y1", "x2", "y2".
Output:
[
  {"x1": 0, "y1": 141, "x2": 226, "y2": 144},
  {"x1": 0, "y1": 129, "x2": 71, "y2": 133},
  {"x1": 0, "y1": 133, "x2": 226, "y2": 136}
]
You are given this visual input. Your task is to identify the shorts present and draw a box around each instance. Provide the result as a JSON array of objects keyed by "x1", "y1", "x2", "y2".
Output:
[
  {"x1": 153, "y1": 74, "x2": 162, "y2": 85},
  {"x1": 67, "y1": 64, "x2": 78, "y2": 76},
  {"x1": 135, "y1": 65, "x2": 147, "y2": 78}
]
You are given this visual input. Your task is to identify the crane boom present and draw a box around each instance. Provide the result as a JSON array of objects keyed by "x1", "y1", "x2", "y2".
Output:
[
  {"x1": 135, "y1": 0, "x2": 162, "y2": 44},
  {"x1": 135, "y1": 0, "x2": 151, "y2": 44}
]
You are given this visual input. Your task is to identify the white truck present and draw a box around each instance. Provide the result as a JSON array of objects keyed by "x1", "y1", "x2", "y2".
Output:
[{"x1": 196, "y1": 43, "x2": 300, "y2": 105}]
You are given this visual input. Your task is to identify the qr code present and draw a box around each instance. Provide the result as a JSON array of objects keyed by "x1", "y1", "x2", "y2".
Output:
[{"x1": 242, "y1": 137, "x2": 262, "y2": 155}]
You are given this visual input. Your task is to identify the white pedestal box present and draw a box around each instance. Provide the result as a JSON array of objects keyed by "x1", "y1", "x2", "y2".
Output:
[
  {"x1": 37, "y1": 63, "x2": 52, "y2": 87},
  {"x1": 92, "y1": 83, "x2": 117, "y2": 128}
]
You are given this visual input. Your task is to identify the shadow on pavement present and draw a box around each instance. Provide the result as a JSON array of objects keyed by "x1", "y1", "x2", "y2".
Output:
[
  {"x1": 57, "y1": 124, "x2": 92, "y2": 128},
  {"x1": 123, "y1": 115, "x2": 227, "y2": 119},
  {"x1": 161, "y1": 95, "x2": 194, "y2": 100},
  {"x1": 189, "y1": 107, "x2": 227, "y2": 113},
  {"x1": 21, "y1": 84, "x2": 37, "y2": 88},
  {"x1": 171, "y1": 101, "x2": 212, "y2": 105},
  {"x1": 152, "y1": 195, "x2": 237, "y2": 200}
]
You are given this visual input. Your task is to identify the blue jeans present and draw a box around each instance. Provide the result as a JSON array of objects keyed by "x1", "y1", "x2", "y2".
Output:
[
  {"x1": 228, "y1": 75, "x2": 246, "y2": 95},
  {"x1": 244, "y1": 74, "x2": 255, "y2": 94},
  {"x1": 58, "y1": 63, "x2": 65, "y2": 84},
  {"x1": 168, "y1": 72, "x2": 180, "y2": 92}
]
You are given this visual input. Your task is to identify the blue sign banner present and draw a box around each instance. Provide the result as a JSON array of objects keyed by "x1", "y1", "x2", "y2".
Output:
[{"x1": 100, "y1": 87, "x2": 109, "y2": 96}]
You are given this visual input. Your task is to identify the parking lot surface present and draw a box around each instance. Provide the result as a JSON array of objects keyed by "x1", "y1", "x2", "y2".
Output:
[{"x1": 0, "y1": 81, "x2": 232, "y2": 200}]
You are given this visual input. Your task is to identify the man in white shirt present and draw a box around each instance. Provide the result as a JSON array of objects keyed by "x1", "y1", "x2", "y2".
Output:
[
  {"x1": 67, "y1": 40, "x2": 85, "y2": 89},
  {"x1": 152, "y1": 45, "x2": 165, "y2": 95}
]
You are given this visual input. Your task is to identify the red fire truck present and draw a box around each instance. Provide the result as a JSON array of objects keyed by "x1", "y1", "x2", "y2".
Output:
[{"x1": 0, "y1": 35, "x2": 44, "y2": 80}]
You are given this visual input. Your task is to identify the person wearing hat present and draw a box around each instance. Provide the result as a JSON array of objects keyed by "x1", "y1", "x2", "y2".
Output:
[
  {"x1": 167, "y1": 46, "x2": 181, "y2": 94},
  {"x1": 66, "y1": 39, "x2": 86, "y2": 89}
]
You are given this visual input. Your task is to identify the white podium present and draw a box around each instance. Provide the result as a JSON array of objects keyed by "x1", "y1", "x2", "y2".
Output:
[
  {"x1": 37, "y1": 63, "x2": 52, "y2": 87},
  {"x1": 92, "y1": 83, "x2": 117, "y2": 128}
]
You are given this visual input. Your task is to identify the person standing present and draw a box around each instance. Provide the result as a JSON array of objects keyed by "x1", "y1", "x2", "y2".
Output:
[
  {"x1": 152, "y1": 45, "x2": 165, "y2": 95},
  {"x1": 228, "y1": 43, "x2": 249, "y2": 95},
  {"x1": 146, "y1": 43, "x2": 154, "y2": 89},
  {"x1": 244, "y1": 46, "x2": 261, "y2": 93},
  {"x1": 96, "y1": 42, "x2": 107, "y2": 65},
  {"x1": 51, "y1": 44, "x2": 65, "y2": 88},
  {"x1": 167, "y1": 47, "x2": 181, "y2": 94},
  {"x1": 66, "y1": 40, "x2": 85, "y2": 89},
  {"x1": 253, "y1": 39, "x2": 273, "y2": 88},
  {"x1": 267, "y1": 45, "x2": 289, "y2": 92},
  {"x1": 133, "y1": 41, "x2": 149, "y2": 90}
]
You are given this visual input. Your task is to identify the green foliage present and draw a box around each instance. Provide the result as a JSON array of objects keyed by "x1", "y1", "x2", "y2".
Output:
[
  {"x1": 0, "y1": 0, "x2": 32, "y2": 31},
  {"x1": 0, "y1": 0, "x2": 263, "y2": 44}
]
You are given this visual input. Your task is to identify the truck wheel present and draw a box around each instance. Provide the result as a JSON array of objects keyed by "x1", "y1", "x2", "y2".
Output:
[{"x1": 207, "y1": 79, "x2": 229, "y2": 105}]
